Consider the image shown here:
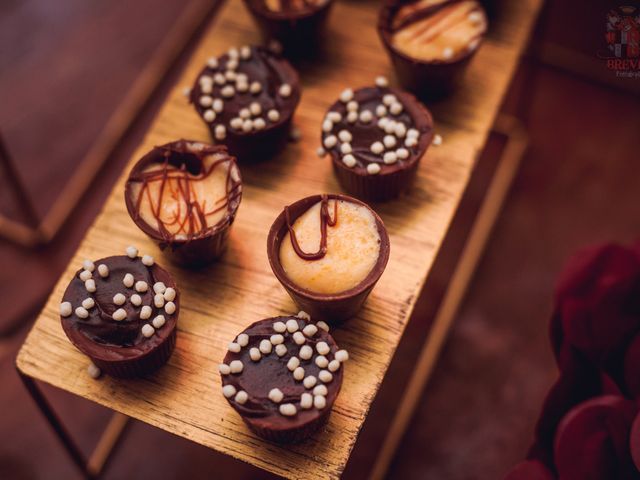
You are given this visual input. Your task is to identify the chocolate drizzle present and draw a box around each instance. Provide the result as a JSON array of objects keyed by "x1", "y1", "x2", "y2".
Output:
[
  {"x1": 128, "y1": 141, "x2": 241, "y2": 243},
  {"x1": 285, "y1": 195, "x2": 338, "y2": 261}
]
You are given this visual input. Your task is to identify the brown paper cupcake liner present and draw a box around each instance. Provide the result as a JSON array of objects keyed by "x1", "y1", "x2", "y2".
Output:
[{"x1": 243, "y1": 406, "x2": 333, "y2": 443}]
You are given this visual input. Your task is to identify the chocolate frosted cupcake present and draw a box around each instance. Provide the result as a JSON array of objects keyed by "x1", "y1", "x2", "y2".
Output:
[
  {"x1": 319, "y1": 79, "x2": 434, "y2": 202},
  {"x1": 59, "y1": 248, "x2": 179, "y2": 378},
  {"x1": 220, "y1": 312, "x2": 348, "y2": 442},
  {"x1": 267, "y1": 194, "x2": 390, "y2": 323},
  {"x1": 125, "y1": 140, "x2": 242, "y2": 267},
  {"x1": 379, "y1": 0, "x2": 488, "y2": 97},
  {"x1": 189, "y1": 45, "x2": 300, "y2": 161},
  {"x1": 242, "y1": 0, "x2": 334, "y2": 57}
]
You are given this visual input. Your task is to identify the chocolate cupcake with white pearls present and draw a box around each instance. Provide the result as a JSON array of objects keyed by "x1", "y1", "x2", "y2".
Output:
[
  {"x1": 220, "y1": 311, "x2": 347, "y2": 442},
  {"x1": 59, "y1": 247, "x2": 179, "y2": 378},
  {"x1": 189, "y1": 45, "x2": 300, "y2": 161},
  {"x1": 319, "y1": 77, "x2": 434, "y2": 202}
]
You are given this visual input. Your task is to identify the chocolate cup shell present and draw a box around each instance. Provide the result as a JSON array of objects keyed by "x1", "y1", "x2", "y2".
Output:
[
  {"x1": 124, "y1": 140, "x2": 242, "y2": 268},
  {"x1": 267, "y1": 194, "x2": 390, "y2": 323},
  {"x1": 378, "y1": 0, "x2": 485, "y2": 99},
  {"x1": 243, "y1": 0, "x2": 334, "y2": 57},
  {"x1": 60, "y1": 257, "x2": 179, "y2": 378}
]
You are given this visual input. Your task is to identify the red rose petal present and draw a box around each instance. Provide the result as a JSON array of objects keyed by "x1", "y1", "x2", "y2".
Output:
[
  {"x1": 504, "y1": 460, "x2": 555, "y2": 480},
  {"x1": 630, "y1": 412, "x2": 640, "y2": 472},
  {"x1": 624, "y1": 334, "x2": 640, "y2": 399},
  {"x1": 554, "y1": 395, "x2": 637, "y2": 480}
]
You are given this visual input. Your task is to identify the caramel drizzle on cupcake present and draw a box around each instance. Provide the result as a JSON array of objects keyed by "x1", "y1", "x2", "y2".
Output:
[{"x1": 285, "y1": 195, "x2": 338, "y2": 261}]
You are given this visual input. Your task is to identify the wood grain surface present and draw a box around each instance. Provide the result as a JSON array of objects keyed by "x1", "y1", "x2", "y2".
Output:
[{"x1": 16, "y1": 1, "x2": 541, "y2": 478}]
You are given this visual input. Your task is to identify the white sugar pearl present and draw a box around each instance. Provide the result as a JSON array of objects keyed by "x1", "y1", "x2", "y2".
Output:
[
  {"x1": 225, "y1": 70, "x2": 237, "y2": 81},
  {"x1": 339, "y1": 88, "x2": 354, "y2": 103},
  {"x1": 152, "y1": 282, "x2": 166, "y2": 294},
  {"x1": 317, "y1": 147, "x2": 326, "y2": 157},
  {"x1": 316, "y1": 341, "x2": 330, "y2": 355},
  {"x1": 302, "y1": 324, "x2": 318, "y2": 337},
  {"x1": 376, "y1": 105, "x2": 387, "y2": 117},
  {"x1": 112, "y1": 308, "x2": 127, "y2": 321},
  {"x1": 395, "y1": 123, "x2": 407, "y2": 138},
  {"x1": 126, "y1": 246, "x2": 138, "y2": 258},
  {"x1": 214, "y1": 73, "x2": 225, "y2": 85},
  {"x1": 327, "y1": 112, "x2": 341, "y2": 123},
  {"x1": 249, "y1": 347, "x2": 261, "y2": 361},
  {"x1": 378, "y1": 117, "x2": 389, "y2": 129},
  {"x1": 241, "y1": 119, "x2": 253, "y2": 133},
  {"x1": 151, "y1": 294, "x2": 163, "y2": 308},
  {"x1": 230, "y1": 360, "x2": 243, "y2": 374},
  {"x1": 273, "y1": 321, "x2": 287, "y2": 333},
  {"x1": 275, "y1": 344, "x2": 287, "y2": 357},
  {"x1": 407, "y1": 128, "x2": 420, "y2": 138},
  {"x1": 270, "y1": 334, "x2": 284, "y2": 345},
  {"x1": 390, "y1": 102, "x2": 403, "y2": 115},
  {"x1": 360, "y1": 110, "x2": 373, "y2": 123},
  {"x1": 237, "y1": 333, "x2": 249, "y2": 347},
  {"x1": 206, "y1": 57, "x2": 218, "y2": 68},
  {"x1": 97, "y1": 264, "x2": 109, "y2": 278},
  {"x1": 222, "y1": 385, "x2": 236, "y2": 398},
  {"x1": 215, "y1": 124, "x2": 226, "y2": 140},
  {"x1": 335, "y1": 350, "x2": 349, "y2": 362},
  {"x1": 300, "y1": 393, "x2": 313, "y2": 409},
  {"x1": 396, "y1": 148, "x2": 409, "y2": 159},
  {"x1": 319, "y1": 370, "x2": 333, "y2": 383},
  {"x1": 130, "y1": 294, "x2": 142, "y2": 306},
  {"x1": 279, "y1": 403, "x2": 297, "y2": 416},
  {"x1": 433, "y1": 134, "x2": 443, "y2": 146},
  {"x1": 212, "y1": 98, "x2": 224, "y2": 113},
  {"x1": 342, "y1": 154, "x2": 356, "y2": 169},
  {"x1": 322, "y1": 120, "x2": 333, "y2": 133},
  {"x1": 346, "y1": 100, "x2": 358, "y2": 112},
  {"x1": 279, "y1": 84, "x2": 292, "y2": 97},
  {"x1": 79, "y1": 270, "x2": 92, "y2": 281},
  {"x1": 85, "y1": 279, "x2": 96, "y2": 293},
  {"x1": 221, "y1": 86, "x2": 235, "y2": 98},
  {"x1": 315, "y1": 355, "x2": 329, "y2": 368},
  {"x1": 443, "y1": 47, "x2": 454, "y2": 60},
  {"x1": 228, "y1": 47, "x2": 239, "y2": 58},
  {"x1": 375, "y1": 75, "x2": 389, "y2": 87},
  {"x1": 314, "y1": 395, "x2": 326, "y2": 409},
  {"x1": 317, "y1": 321, "x2": 330, "y2": 332},
  {"x1": 164, "y1": 287, "x2": 176, "y2": 302},
  {"x1": 385, "y1": 121, "x2": 397, "y2": 135},
  {"x1": 113, "y1": 293, "x2": 126, "y2": 305},
  {"x1": 293, "y1": 367, "x2": 305, "y2": 381},
  {"x1": 227, "y1": 59, "x2": 238, "y2": 71},
  {"x1": 313, "y1": 385, "x2": 328, "y2": 396},
  {"x1": 286, "y1": 319, "x2": 299, "y2": 333},
  {"x1": 235, "y1": 390, "x2": 248, "y2": 404},
  {"x1": 299, "y1": 345, "x2": 313, "y2": 360},
  {"x1": 384, "y1": 152, "x2": 398, "y2": 164},
  {"x1": 141, "y1": 324, "x2": 155, "y2": 337},
  {"x1": 405, "y1": 137, "x2": 418, "y2": 148},
  {"x1": 123, "y1": 273, "x2": 134, "y2": 288},
  {"x1": 259, "y1": 339, "x2": 272, "y2": 354},
  {"x1": 293, "y1": 331, "x2": 306, "y2": 345},
  {"x1": 323, "y1": 135, "x2": 337, "y2": 148},
  {"x1": 371, "y1": 141, "x2": 384, "y2": 154},
  {"x1": 75, "y1": 306, "x2": 89, "y2": 319},
  {"x1": 249, "y1": 102, "x2": 262, "y2": 116},
  {"x1": 328, "y1": 359, "x2": 341, "y2": 372},
  {"x1": 383, "y1": 94, "x2": 396, "y2": 106},
  {"x1": 88, "y1": 363, "x2": 101, "y2": 379},
  {"x1": 303, "y1": 376, "x2": 317, "y2": 389},
  {"x1": 82, "y1": 298, "x2": 95, "y2": 310},
  {"x1": 201, "y1": 83, "x2": 212, "y2": 95},
  {"x1": 198, "y1": 75, "x2": 213, "y2": 85},
  {"x1": 140, "y1": 305, "x2": 152, "y2": 320},
  {"x1": 199, "y1": 96, "x2": 213, "y2": 107},
  {"x1": 250, "y1": 81, "x2": 262, "y2": 94},
  {"x1": 367, "y1": 163, "x2": 381, "y2": 175},
  {"x1": 164, "y1": 301, "x2": 176, "y2": 315},
  {"x1": 203, "y1": 110, "x2": 215, "y2": 122},
  {"x1": 347, "y1": 111, "x2": 358, "y2": 123},
  {"x1": 182, "y1": 86, "x2": 191, "y2": 97},
  {"x1": 287, "y1": 356, "x2": 300, "y2": 371},
  {"x1": 228, "y1": 342, "x2": 241, "y2": 353},
  {"x1": 240, "y1": 45, "x2": 252, "y2": 58},
  {"x1": 239, "y1": 108, "x2": 250, "y2": 119},
  {"x1": 82, "y1": 259, "x2": 95, "y2": 272},
  {"x1": 135, "y1": 281, "x2": 148, "y2": 293},
  {"x1": 152, "y1": 315, "x2": 166, "y2": 328},
  {"x1": 269, "y1": 388, "x2": 284, "y2": 403},
  {"x1": 340, "y1": 143, "x2": 352, "y2": 154},
  {"x1": 297, "y1": 311, "x2": 311, "y2": 320},
  {"x1": 267, "y1": 109, "x2": 280, "y2": 122},
  {"x1": 60, "y1": 302, "x2": 72, "y2": 317}
]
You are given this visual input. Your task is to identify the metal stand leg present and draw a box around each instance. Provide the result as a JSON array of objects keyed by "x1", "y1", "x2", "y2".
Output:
[{"x1": 18, "y1": 371, "x2": 130, "y2": 479}]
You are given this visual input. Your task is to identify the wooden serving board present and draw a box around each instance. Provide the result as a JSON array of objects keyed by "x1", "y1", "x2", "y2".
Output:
[{"x1": 16, "y1": 1, "x2": 541, "y2": 478}]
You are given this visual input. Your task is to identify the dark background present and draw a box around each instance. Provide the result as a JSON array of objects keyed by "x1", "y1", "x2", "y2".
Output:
[{"x1": 1, "y1": 0, "x2": 639, "y2": 478}]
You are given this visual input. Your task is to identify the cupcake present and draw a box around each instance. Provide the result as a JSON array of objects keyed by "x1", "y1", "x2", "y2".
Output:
[
  {"x1": 59, "y1": 248, "x2": 179, "y2": 378},
  {"x1": 378, "y1": 0, "x2": 488, "y2": 97},
  {"x1": 267, "y1": 194, "x2": 390, "y2": 323},
  {"x1": 319, "y1": 79, "x2": 434, "y2": 202},
  {"x1": 125, "y1": 140, "x2": 242, "y2": 267},
  {"x1": 242, "y1": 0, "x2": 334, "y2": 57},
  {"x1": 189, "y1": 45, "x2": 300, "y2": 161},
  {"x1": 220, "y1": 312, "x2": 347, "y2": 442}
]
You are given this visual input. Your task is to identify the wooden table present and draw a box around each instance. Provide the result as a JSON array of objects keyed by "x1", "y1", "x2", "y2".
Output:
[{"x1": 16, "y1": 1, "x2": 541, "y2": 478}]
